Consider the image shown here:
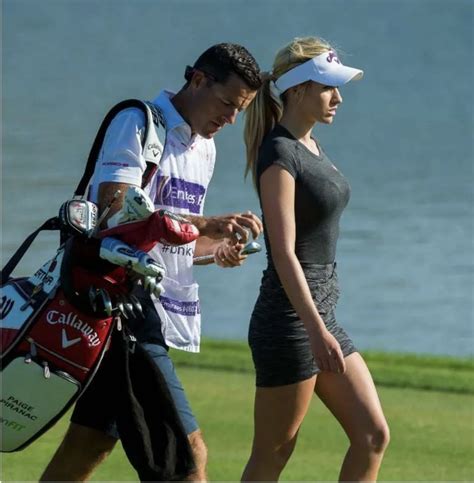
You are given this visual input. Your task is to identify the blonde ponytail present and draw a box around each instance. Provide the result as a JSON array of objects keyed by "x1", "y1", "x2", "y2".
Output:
[
  {"x1": 244, "y1": 75, "x2": 282, "y2": 187},
  {"x1": 244, "y1": 37, "x2": 334, "y2": 189}
]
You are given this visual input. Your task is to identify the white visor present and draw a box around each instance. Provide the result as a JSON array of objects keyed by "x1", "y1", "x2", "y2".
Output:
[{"x1": 274, "y1": 51, "x2": 363, "y2": 92}]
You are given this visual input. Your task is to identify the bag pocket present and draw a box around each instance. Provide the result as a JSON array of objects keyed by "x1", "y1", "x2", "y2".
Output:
[{"x1": 1, "y1": 357, "x2": 80, "y2": 452}]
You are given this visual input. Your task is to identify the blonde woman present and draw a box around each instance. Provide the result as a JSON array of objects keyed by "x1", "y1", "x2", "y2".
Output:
[{"x1": 241, "y1": 37, "x2": 389, "y2": 481}]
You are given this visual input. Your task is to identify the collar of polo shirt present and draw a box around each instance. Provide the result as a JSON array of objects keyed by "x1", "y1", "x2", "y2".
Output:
[{"x1": 153, "y1": 90, "x2": 197, "y2": 144}]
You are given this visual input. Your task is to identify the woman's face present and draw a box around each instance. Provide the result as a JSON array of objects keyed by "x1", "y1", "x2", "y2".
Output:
[{"x1": 296, "y1": 81, "x2": 343, "y2": 124}]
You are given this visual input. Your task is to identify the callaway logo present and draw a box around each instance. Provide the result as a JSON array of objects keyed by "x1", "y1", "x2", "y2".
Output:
[
  {"x1": 46, "y1": 310, "x2": 102, "y2": 347},
  {"x1": 147, "y1": 143, "x2": 162, "y2": 158},
  {"x1": 61, "y1": 329, "x2": 81, "y2": 349},
  {"x1": 0, "y1": 296, "x2": 14, "y2": 320}
]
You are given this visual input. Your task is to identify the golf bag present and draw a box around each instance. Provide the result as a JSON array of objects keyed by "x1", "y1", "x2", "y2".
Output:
[
  {"x1": 0, "y1": 238, "x2": 118, "y2": 452},
  {"x1": 0, "y1": 99, "x2": 198, "y2": 452}
]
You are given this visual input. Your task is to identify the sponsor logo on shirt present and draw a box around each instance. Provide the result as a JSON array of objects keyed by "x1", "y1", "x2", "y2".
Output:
[
  {"x1": 161, "y1": 244, "x2": 194, "y2": 257},
  {"x1": 155, "y1": 175, "x2": 205, "y2": 214},
  {"x1": 159, "y1": 296, "x2": 200, "y2": 316}
]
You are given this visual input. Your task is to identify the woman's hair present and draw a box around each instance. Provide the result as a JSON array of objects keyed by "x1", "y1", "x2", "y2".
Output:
[{"x1": 244, "y1": 36, "x2": 334, "y2": 186}]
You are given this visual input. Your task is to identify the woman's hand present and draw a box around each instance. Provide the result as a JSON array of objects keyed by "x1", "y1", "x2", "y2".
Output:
[
  {"x1": 308, "y1": 327, "x2": 346, "y2": 374},
  {"x1": 213, "y1": 239, "x2": 247, "y2": 268}
]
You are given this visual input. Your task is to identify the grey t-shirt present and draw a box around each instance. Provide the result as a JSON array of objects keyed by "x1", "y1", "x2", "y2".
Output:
[{"x1": 257, "y1": 124, "x2": 350, "y2": 266}]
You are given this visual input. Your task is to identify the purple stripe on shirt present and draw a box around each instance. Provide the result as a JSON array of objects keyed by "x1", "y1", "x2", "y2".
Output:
[
  {"x1": 155, "y1": 175, "x2": 205, "y2": 214},
  {"x1": 159, "y1": 296, "x2": 201, "y2": 316}
]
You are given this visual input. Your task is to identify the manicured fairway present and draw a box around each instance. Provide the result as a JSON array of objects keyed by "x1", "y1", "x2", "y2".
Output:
[{"x1": 1, "y1": 342, "x2": 473, "y2": 481}]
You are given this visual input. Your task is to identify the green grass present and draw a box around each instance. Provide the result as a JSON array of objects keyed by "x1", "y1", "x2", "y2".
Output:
[
  {"x1": 1, "y1": 340, "x2": 473, "y2": 481},
  {"x1": 172, "y1": 339, "x2": 474, "y2": 395}
]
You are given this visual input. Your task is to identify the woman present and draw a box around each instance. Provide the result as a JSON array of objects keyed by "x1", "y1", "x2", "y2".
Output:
[{"x1": 241, "y1": 37, "x2": 390, "y2": 481}]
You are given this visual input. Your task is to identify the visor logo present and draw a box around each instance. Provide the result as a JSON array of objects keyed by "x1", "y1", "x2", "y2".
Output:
[{"x1": 326, "y1": 52, "x2": 341, "y2": 64}]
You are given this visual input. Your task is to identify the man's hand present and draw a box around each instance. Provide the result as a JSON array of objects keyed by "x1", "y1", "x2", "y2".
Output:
[
  {"x1": 213, "y1": 240, "x2": 247, "y2": 268},
  {"x1": 187, "y1": 210, "x2": 263, "y2": 244}
]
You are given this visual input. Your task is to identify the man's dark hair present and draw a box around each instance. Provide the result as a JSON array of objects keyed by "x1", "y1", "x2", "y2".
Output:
[{"x1": 184, "y1": 43, "x2": 262, "y2": 90}]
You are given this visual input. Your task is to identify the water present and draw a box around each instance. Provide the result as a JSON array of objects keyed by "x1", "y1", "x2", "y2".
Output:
[{"x1": 2, "y1": 0, "x2": 473, "y2": 356}]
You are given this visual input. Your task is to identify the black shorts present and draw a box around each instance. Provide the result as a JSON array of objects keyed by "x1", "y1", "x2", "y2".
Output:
[
  {"x1": 71, "y1": 295, "x2": 199, "y2": 438},
  {"x1": 249, "y1": 262, "x2": 357, "y2": 387}
]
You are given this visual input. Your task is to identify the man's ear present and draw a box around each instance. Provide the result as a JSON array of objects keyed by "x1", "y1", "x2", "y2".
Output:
[{"x1": 190, "y1": 70, "x2": 207, "y2": 89}]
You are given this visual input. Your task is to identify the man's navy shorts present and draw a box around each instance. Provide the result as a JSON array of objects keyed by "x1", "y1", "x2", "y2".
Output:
[{"x1": 71, "y1": 295, "x2": 199, "y2": 438}]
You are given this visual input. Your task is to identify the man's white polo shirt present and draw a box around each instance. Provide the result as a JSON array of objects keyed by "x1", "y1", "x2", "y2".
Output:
[{"x1": 89, "y1": 91, "x2": 216, "y2": 352}]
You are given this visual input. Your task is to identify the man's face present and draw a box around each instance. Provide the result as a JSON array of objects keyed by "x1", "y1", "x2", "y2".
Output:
[{"x1": 187, "y1": 72, "x2": 257, "y2": 139}]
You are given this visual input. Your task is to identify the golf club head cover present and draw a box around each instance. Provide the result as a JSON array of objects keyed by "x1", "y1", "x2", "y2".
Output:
[
  {"x1": 106, "y1": 186, "x2": 155, "y2": 228},
  {"x1": 99, "y1": 237, "x2": 166, "y2": 280},
  {"x1": 58, "y1": 199, "x2": 98, "y2": 236},
  {"x1": 100, "y1": 209, "x2": 199, "y2": 252}
]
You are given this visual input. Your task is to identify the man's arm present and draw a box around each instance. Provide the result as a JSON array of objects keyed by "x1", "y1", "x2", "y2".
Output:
[
  {"x1": 97, "y1": 181, "x2": 136, "y2": 227},
  {"x1": 97, "y1": 183, "x2": 262, "y2": 267},
  {"x1": 186, "y1": 211, "x2": 262, "y2": 244},
  {"x1": 193, "y1": 236, "x2": 221, "y2": 259}
]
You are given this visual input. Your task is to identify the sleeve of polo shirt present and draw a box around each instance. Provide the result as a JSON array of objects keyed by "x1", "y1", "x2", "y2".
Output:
[{"x1": 96, "y1": 108, "x2": 147, "y2": 186}]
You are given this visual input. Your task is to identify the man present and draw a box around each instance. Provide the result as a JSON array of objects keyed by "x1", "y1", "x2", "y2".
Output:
[{"x1": 40, "y1": 43, "x2": 262, "y2": 482}]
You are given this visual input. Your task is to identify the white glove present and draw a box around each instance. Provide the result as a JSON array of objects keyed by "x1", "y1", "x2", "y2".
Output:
[
  {"x1": 134, "y1": 253, "x2": 165, "y2": 279},
  {"x1": 100, "y1": 237, "x2": 165, "y2": 280}
]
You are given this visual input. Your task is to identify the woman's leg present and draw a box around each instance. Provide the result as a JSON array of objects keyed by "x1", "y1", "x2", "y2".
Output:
[
  {"x1": 241, "y1": 376, "x2": 316, "y2": 481},
  {"x1": 315, "y1": 352, "x2": 390, "y2": 482}
]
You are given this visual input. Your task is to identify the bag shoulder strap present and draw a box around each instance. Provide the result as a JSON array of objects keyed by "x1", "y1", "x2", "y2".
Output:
[
  {"x1": 0, "y1": 217, "x2": 60, "y2": 285},
  {"x1": 1, "y1": 100, "x2": 167, "y2": 283},
  {"x1": 74, "y1": 99, "x2": 167, "y2": 197},
  {"x1": 140, "y1": 101, "x2": 168, "y2": 189}
]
